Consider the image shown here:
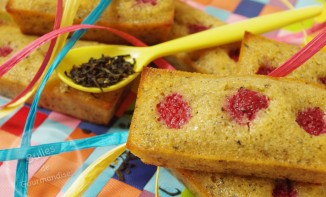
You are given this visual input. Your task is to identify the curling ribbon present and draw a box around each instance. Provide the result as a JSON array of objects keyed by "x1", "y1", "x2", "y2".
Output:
[
  {"x1": 0, "y1": 131, "x2": 127, "y2": 161},
  {"x1": 62, "y1": 143, "x2": 127, "y2": 197},
  {"x1": 14, "y1": 0, "x2": 82, "y2": 196},
  {"x1": 15, "y1": 0, "x2": 110, "y2": 196},
  {"x1": 269, "y1": 26, "x2": 326, "y2": 77}
]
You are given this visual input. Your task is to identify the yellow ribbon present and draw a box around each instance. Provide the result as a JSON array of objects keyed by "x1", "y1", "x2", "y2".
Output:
[
  {"x1": 0, "y1": 91, "x2": 34, "y2": 117},
  {"x1": 63, "y1": 143, "x2": 127, "y2": 196},
  {"x1": 155, "y1": 167, "x2": 161, "y2": 197},
  {"x1": 51, "y1": 0, "x2": 80, "y2": 61}
]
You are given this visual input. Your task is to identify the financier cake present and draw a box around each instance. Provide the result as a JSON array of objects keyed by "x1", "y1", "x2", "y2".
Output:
[
  {"x1": 127, "y1": 67, "x2": 326, "y2": 184},
  {"x1": 0, "y1": 25, "x2": 124, "y2": 125},
  {"x1": 172, "y1": 169, "x2": 326, "y2": 197},
  {"x1": 6, "y1": 0, "x2": 175, "y2": 44},
  {"x1": 166, "y1": 0, "x2": 240, "y2": 75},
  {"x1": 170, "y1": 32, "x2": 326, "y2": 197}
]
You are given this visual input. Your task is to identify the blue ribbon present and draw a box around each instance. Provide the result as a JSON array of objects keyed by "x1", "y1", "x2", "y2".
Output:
[
  {"x1": 14, "y1": 0, "x2": 113, "y2": 196},
  {"x1": 0, "y1": 132, "x2": 127, "y2": 161}
]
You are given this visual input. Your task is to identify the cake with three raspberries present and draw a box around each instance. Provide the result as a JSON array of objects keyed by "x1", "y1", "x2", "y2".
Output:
[
  {"x1": 168, "y1": 33, "x2": 326, "y2": 196},
  {"x1": 6, "y1": 0, "x2": 175, "y2": 44},
  {"x1": 127, "y1": 67, "x2": 326, "y2": 184}
]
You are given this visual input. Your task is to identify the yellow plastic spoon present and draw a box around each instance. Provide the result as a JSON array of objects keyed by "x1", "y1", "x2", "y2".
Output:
[{"x1": 57, "y1": 5, "x2": 322, "y2": 93}]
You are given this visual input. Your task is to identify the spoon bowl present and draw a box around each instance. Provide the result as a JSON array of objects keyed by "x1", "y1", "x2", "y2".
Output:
[
  {"x1": 57, "y1": 6, "x2": 322, "y2": 93},
  {"x1": 56, "y1": 45, "x2": 149, "y2": 92}
]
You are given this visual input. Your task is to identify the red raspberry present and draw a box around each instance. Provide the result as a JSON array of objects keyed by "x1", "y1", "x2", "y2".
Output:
[
  {"x1": 224, "y1": 88, "x2": 269, "y2": 125},
  {"x1": 228, "y1": 48, "x2": 240, "y2": 62},
  {"x1": 273, "y1": 180, "x2": 297, "y2": 197},
  {"x1": 136, "y1": 0, "x2": 157, "y2": 5},
  {"x1": 188, "y1": 24, "x2": 210, "y2": 34},
  {"x1": 296, "y1": 107, "x2": 326, "y2": 136},
  {"x1": 0, "y1": 46, "x2": 13, "y2": 57},
  {"x1": 156, "y1": 93, "x2": 191, "y2": 129},
  {"x1": 319, "y1": 77, "x2": 326, "y2": 86},
  {"x1": 256, "y1": 65, "x2": 275, "y2": 75}
]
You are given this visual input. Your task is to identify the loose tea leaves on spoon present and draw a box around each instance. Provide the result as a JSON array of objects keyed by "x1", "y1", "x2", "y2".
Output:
[{"x1": 65, "y1": 54, "x2": 136, "y2": 90}]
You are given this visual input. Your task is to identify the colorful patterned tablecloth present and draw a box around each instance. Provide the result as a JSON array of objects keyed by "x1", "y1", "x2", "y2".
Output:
[{"x1": 0, "y1": 0, "x2": 325, "y2": 196}]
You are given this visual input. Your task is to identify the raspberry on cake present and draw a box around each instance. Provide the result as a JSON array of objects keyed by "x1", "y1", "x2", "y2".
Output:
[
  {"x1": 238, "y1": 32, "x2": 326, "y2": 87},
  {"x1": 127, "y1": 68, "x2": 326, "y2": 184},
  {"x1": 136, "y1": 0, "x2": 157, "y2": 6},
  {"x1": 296, "y1": 107, "x2": 326, "y2": 136},
  {"x1": 187, "y1": 23, "x2": 210, "y2": 34},
  {"x1": 272, "y1": 179, "x2": 298, "y2": 197},
  {"x1": 319, "y1": 77, "x2": 326, "y2": 86},
  {"x1": 228, "y1": 48, "x2": 240, "y2": 62},
  {"x1": 0, "y1": 45, "x2": 13, "y2": 57},
  {"x1": 256, "y1": 65, "x2": 275, "y2": 75},
  {"x1": 224, "y1": 88, "x2": 269, "y2": 125},
  {"x1": 156, "y1": 92, "x2": 192, "y2": 129}
]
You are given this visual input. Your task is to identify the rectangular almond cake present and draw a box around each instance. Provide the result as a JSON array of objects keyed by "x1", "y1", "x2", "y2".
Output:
[
  {"x1": 127, "y1": 67, "x2": 326, "y2": 184},
  {"x1": 0, "y1": 25, "x2": 124, "y2": 124},
  {"x1": 6, "y1": 0, "x2": 175, "y2": 44},
  {"x1": 172, "y1": 169, "x2": 326, "y2": 197}
]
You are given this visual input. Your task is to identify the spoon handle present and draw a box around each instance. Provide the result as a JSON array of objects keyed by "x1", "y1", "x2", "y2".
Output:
[{"x1": 149, "y1": 6, "x2": 322, "y2": 58}]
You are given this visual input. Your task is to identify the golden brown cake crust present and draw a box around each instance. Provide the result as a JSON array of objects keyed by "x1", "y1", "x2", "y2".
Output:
[{"x1": 128, "y1": 68, "x2": 326, "y2": 184}]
